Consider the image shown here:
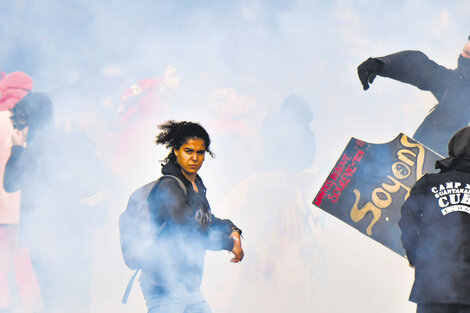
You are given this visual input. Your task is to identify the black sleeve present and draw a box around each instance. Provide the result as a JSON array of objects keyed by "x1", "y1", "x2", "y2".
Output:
[
  {"x1": 377, "y1": 50, "x2": 455, "y2": 92},
  {"x1": 398, "y1": 175, "x2": 427, "y2": 266},
  {"x1": 154, "y1": 178, "x2": 241, "y2": 251},
  {"x1": 210, "y1": 214, "x2": 235, "y2": 234},
  {"x1": 3, "y1": 145, "x2": 26, "y2": 193},
  {"x1": 206, "y1": 214, "x2": 238, "y2": 251}
]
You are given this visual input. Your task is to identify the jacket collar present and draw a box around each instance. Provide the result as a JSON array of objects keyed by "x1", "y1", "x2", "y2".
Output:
[{"x1": 161, "y1": 161, "x2": 206, "y2": 192}]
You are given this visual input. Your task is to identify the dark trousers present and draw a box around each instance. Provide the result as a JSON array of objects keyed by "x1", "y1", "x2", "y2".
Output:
[{"x1": 418, "y1": 304, "x2": 470, "y2": 313}]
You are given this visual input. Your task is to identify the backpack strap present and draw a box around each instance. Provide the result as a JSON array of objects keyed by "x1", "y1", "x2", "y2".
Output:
[
  {"x1": 153, "y1": 175, "x2": 187, "y2": 237},
  {"x1": 121, "y1": 174, "x2": 187, "y2": 304},
  {"x1": 121, "y1": 269, "x2": 141, "y2": 304},
  {"x1": 162, "y1": 174, "x2": 187, "y2": 196}
]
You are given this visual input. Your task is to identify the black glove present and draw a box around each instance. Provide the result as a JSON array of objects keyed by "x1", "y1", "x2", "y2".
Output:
[{"x1": 357, "y1": 57, "x2": 384, "y2": 90}]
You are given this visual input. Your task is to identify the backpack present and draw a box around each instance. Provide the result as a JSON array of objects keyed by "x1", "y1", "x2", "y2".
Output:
[{"x1": 119, "y1": 175, "x2": 187, "y2": 303}]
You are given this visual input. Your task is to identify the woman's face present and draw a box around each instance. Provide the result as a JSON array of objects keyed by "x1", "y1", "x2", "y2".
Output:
[{"x1": 174, "y1": 137, "x2": 206, "y2": 176}]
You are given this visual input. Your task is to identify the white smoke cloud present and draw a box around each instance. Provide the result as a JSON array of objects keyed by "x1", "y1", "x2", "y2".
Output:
[
  {"x1": 210, "y1": 88, "x2": 255, "y2": 117},
  {"x1": 1, "y1": 1, "x2": 470, "y2": 312}
]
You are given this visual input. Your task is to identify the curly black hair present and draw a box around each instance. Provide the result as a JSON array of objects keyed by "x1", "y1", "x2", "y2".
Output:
[{"x1": 156, "y1": 120, "x2": 214, "y2": 163}]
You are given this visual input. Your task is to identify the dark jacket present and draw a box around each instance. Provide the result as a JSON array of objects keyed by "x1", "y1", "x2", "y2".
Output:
[
  {"x1": 399, "y1": 127, "x2": 470, "y2": 304},
  {"x1": 140, "y1": 161, "x2": 237, "y2": 292},
  {"x1": 4, "y1": 129, "x2": 61, "y2": 250},
  {"x1": 4, "y1": 128, "x2": 110, "y2": 252},
  {"x1": 377, "y1": 51, "x2": 470, "y2": 156}
]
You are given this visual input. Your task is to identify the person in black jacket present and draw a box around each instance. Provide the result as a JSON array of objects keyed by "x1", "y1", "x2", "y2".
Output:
[
  {"x1": 4, "y1": 93, "x2": 111, "y2": 313},
  {"x1": 357, "y1": 36, "x2": 470, "y2": 156},
  {"x1": 399, "y1": 126, "x2": 470, "y2": 313},
  {"x1": 139, "y1": 120, "x2": 244, "y2": 313}
]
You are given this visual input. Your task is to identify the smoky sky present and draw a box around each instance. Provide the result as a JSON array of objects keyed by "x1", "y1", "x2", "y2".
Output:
[{"x1": 2, "y1": 1, "x2": 470, "y2": 312}]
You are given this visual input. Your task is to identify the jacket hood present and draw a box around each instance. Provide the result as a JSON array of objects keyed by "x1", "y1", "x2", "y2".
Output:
[
  {"x1": 435, "y1": 126, "x2": 470, "y2": 172},
  {"x1": 161, "y1": 161, "x2": 205, "y2": 189},
  {"x1": 161, "y1": 160, "x2": 183, "y2": 177}
]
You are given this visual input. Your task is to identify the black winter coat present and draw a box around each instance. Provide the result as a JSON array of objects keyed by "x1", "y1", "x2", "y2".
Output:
[
  {"x1": 377, "y1": 51, "x2": 470, "y2": 156},
  {"x1": 399, "y1": 127, "x2": 470, "y2": 304}
]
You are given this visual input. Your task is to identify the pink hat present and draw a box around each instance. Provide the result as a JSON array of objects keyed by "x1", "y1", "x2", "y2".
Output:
[{"x1": 0, "y1": 71, "x2": 33, "y2": 111}]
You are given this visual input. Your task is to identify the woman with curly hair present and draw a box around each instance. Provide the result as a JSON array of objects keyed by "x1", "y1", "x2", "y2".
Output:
[{"x1": 140, "y1": 120, "x2": 244, "y2": 313}]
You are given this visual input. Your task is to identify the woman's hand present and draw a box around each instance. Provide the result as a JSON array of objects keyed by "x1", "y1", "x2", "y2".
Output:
[
  {"x1": 230, "y1": 231, "x2": 244, "y2": 263},
  {"x1": 11, "y1": 127, "x2": 28, "y2": 147}
]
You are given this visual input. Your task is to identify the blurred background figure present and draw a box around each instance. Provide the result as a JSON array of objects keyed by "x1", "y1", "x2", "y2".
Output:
[
  {"x1": 205, "y1": 87, "x2": 257, "y2": 202},
  {"x1": 259, "y1": 95, "x2": 315, "y2": 171},
  {"x1": 204, "y1": 95, "x2": 321, "y2": 313},
  {"x1": 4, "y1": 92, "x2": 112, "y2": 313},
  {"x1": 0, "y1": 71, "x2": 42, "y2": 313},
  {"x1": 111, "y1": 66, "x2": 179, "y2": 177},
  {"x1": 358, "y1": 35, "x2": 470, "y2": 156}
]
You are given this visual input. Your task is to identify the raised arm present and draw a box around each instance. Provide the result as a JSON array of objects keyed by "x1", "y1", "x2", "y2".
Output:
[{"x1": 358, "y1": 50, "x2": 455, "y2": 92}]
